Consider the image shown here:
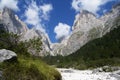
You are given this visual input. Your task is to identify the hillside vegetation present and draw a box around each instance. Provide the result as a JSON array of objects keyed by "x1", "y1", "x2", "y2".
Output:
[
  {"x1": 0, "y1": 28, "x2": 61, "y2": 80},
  {"x1": 43, "y1": 25, "x2": 120, "y2": 70}
]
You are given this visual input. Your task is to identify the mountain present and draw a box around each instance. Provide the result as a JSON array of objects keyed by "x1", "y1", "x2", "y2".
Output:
[
  {"x1": 51, "y1": 4, "x2": 120, "y2": 56},
  {"x1": 20, "y1": 28, "x2": 52, "y2": 56},
  {"x1": 0, "y1": 8, "x2": 52, "y2": 56},
  {"x1": 43, "y1": 18, "x2": 120, "y2": 69},
  {"x1": 0, "y1": 8, "x2": 61, "y2": 80},
  {"x1": 0, "y1": 4, "x2": 120, "y2": 56},
  {"x1": 0, "y1": 8, "x2": 28, "y2": 34}
]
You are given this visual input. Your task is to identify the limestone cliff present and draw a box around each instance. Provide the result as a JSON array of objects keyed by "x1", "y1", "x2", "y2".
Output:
[
  {"x1": 52, "y1": 4, "x2": 120, "y2": 56},
  {"x1": 0, "y1": 8, "x2": 52, "y2": 56},
  {"x1": 20, "y1": 28, "x2": 52, "y2": 56},
  {"x1": 0, "y1": 8, "x2": 28, "y2": 34},
  {"x1": 1, "y1": 5, "x2": 120, "y2": 56}
]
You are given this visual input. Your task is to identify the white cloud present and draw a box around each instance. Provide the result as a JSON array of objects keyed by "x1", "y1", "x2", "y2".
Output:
[
  {"x1": 25, "y1": 1, "x2": 40, "y2": 26},
  {"x1": 24, "y1": 1, "x2": 53, "y2": 33},
  {"x1": 40, "y1": 4, "x2": 53, "y2": 20},
  {"x1": 0, "y1": 0, "x2": 19, "y2": 11},
  {"x1": 72, "y1": 0, "x2": 114, "y2": 15},
  {"x1": 54, "y1": 23, "x2": 71, "y2": 41}
]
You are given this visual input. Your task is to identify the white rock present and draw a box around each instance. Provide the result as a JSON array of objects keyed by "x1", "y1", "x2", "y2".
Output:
[
  {"x1": 57, "y1": 68, "x2": 118, "y2": 80},
  {"x1": 1, "y1": 5, "x2": 120, "y2": 56},
  {"x1": 20, "y1": 28, "x2": 52, "y2": 56},
  {"x1": 0, "y1": 8, "x2": 28, "y2": 34},
  {"x1": 0, "y1": 49, "x2": 17, "y2": 62}
]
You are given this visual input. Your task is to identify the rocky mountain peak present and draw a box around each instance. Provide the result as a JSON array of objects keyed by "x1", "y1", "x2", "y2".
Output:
[
  {"x1": 0, "y1": 5, "x2": 119, "y2": 56},
  {"x1": 80, "y1": 10, "x2": 96, "y2": 17},
  {"x1": 20, "y1": 3, "x2": 120, "y2": 56},
  {"x1": 51, "y1": 4, "x2": 120, "y2": 56},
  {"x1": 72, "y1": 10, "x2": 101, "y2": 33},
  {"x1": 2, "y1": 7, "x2": 13, "y2": 15},
  {"x1": 113, "y1": 3, "x2": 120, "y2": 9},
  {"x1": 0, "y1": 7, "x2": 28, "y2": 34},
  {"x1": 0, "y1": 8, "x2": 53, "y2": 56},
  {"x1": 20, "y1": 28, "x2": 53, "y2": 56}
]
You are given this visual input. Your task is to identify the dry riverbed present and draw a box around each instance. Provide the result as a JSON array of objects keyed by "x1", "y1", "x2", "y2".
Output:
[{"x1": 57, "y1": 68, "x2": 120, "y2": 80}]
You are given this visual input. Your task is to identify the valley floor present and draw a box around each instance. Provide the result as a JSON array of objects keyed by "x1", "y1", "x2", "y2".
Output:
[{"x1": 57, "y1": 68, "x2": 120, "y2": 80}]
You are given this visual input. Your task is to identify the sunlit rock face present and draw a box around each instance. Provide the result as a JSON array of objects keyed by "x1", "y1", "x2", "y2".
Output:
[
  {"x1": 51, "y1": 4, "x2": 120, "y2": 56},
  {"x1": 0, "y1": 5, "x2": 120, "y2": 56},
  {"x1": 0, "y1": 8, "x2": 52, "y2": 56},
  {"x1": 20, "y1": 28, "x2": 52, "y2": 56},
  {"x1": 0, "y1": 8, "x2": 28, "y2": 34},
  {"x1": 21, "y1": 4, "x2": 120, "y2": 56}
]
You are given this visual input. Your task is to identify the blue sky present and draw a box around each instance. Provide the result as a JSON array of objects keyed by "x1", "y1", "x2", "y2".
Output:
[{"x1": 0, "y1": 0, "x2": 119, "y2": 43}]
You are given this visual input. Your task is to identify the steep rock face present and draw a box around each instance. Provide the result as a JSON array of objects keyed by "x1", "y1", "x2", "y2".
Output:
[
  {"x1": 0, "y1": 8, "x2": 28, "y2": 34},
  {"x1": 0, "y1": 8, "x2": 52, "y2": 56},
  {"x1": 101, "y1": 4, "x2": 120, "y2": 35},
  {"x1": 21, "y1": 28, "x2": 52, "y2": 56},
  {"x1": 52, "y1": 4, "x2": 120, "y2": 56},
  {"x1": 51, "y1": 37, "x2": 69, "y2": 55},
  {"x1": 35, "y1": 30, "x2": 52, "y2": 55},
  {"x1": 1, "y1": 5, "x2": 120, "y2": 56},
  {"x1": 1, "y1": 8, "x2": 52, "y2": 56}
]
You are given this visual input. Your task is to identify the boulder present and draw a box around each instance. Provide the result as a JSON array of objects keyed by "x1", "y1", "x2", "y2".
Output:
[
  {"x1": 0, "y1": 49, "x2": 17, "y2": 62},
  {"x1": 110, "y1": 70, "x2": 120, "y2": 79}
]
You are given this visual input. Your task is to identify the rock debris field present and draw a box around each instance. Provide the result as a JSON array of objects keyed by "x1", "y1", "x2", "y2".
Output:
[{"x1": 57, "y1": 68, "x2": 120, "y2": 80}]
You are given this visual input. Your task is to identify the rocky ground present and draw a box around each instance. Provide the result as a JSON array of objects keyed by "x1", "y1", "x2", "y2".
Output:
[{"x1": 57, "y1": 68, "x2": 120, "y2": 80}]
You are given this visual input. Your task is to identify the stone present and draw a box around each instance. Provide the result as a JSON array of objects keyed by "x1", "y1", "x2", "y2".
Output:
[
  {"x1": 0, "y1": 49, "x2": 17, "y2": 62},
  {"x1": 110, "y1": 70, "x2": 120, "y2": 80}
]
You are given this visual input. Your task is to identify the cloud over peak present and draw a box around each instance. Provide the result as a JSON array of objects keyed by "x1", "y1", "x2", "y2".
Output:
[
  {"x1": 54, "y1": 23, "x2": 71, "y2": 42},
  {"x1": 72, "y1": 0, "x2": 116, "y2": 16},
  {"x1": 0, "y1": 0, "x2": 19, "y2": 11}
]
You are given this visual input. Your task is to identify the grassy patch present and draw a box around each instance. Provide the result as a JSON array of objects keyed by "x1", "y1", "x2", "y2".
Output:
[
  {"x1": 0, "y1": 56, "x2": 61, "y2": 80},
  {"x1": 0, "y1": 29, "x2": 61, "y2": 80}
]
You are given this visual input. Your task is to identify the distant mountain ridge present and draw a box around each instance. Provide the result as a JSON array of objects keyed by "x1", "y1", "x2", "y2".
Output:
[
  {"x1": 43, "y1": 24, "x2": 120, "y2": 69},
  {"x1": 0, "y1": 4, "x2": 120, "y2": 56},
  {"x1": 51, "y1": 3, "x2": 120, "y2": 56}
]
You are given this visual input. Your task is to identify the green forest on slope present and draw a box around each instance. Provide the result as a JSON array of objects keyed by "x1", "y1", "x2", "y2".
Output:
[
  {"x1": 43, "y1": 24, "x2": 120, "y2": 70},
  {"x1": 0, "y1": 26, "x2": 61, "y2": 80}
]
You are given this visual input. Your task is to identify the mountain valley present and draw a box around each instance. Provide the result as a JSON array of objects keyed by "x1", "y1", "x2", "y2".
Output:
[{"x1": 0, "y1": 2, "x2": 120, "y2": 80}]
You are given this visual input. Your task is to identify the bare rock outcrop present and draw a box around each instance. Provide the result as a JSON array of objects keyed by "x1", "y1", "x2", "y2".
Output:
[
  {"x1": 0, "y1": 49, "x2": 17, "y2": 62},
  {"x1": 21, "y1": 28, "x2": 52, "y2": 56},
  {"x1": 0, "y1": 8, "x2": 28, "y2": 34},
  {"x1": 52, "y1": 4, "x2": 120, "y2": 56},
  {"x1": 1, "y1": 5, "x2": 120, "y2": 56}
]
